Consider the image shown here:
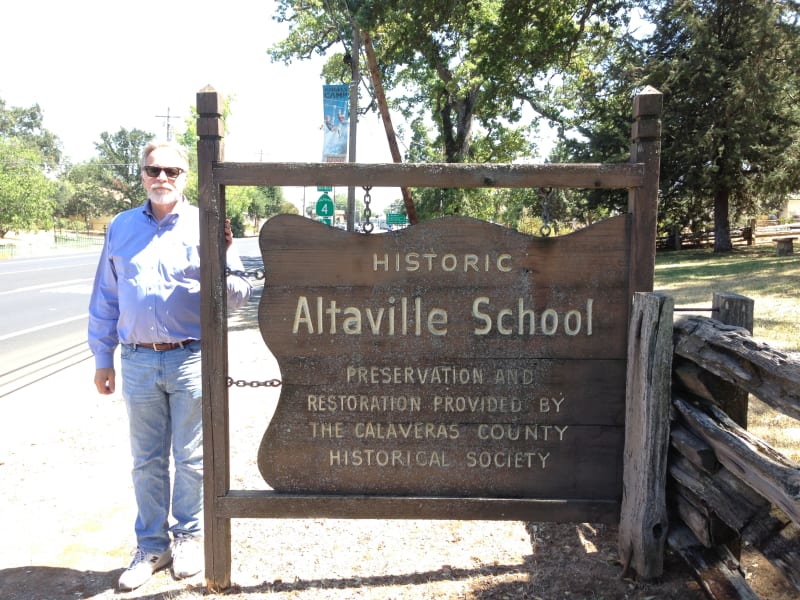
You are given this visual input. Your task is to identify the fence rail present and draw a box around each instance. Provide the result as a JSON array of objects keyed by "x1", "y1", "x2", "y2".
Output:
[
  {"x1": 665, "y1": 301, "x2": 800, "y2": 598},
  {"x1": 0, "y1": 230, "x2": 104, "y2": 259}
]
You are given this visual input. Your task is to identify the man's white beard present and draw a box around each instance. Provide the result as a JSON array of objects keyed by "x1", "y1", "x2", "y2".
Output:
[{"x1": 149, "y1": 188, "x2": 179, "y2": 205}]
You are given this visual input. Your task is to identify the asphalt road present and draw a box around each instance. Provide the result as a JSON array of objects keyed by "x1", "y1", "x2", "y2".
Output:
[
  {"x1": 0, "y1": 237, "x2": 263, "y2": 399},
  {"x1": 0, "y1": 251, "x2": 100, "y2": 398}
]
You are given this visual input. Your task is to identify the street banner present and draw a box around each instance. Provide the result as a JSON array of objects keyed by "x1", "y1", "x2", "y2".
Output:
[{"x1": 322, "y1": 84, "x2": 350, "y2": 163}]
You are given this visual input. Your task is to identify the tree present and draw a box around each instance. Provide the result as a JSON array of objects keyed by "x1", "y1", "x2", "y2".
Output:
[
  {"x1": 58, "y1": 161, "x2": 119, "y2": 226},
  {"x1": 0, "y1": 138, "x2": 55, "y2": 237},
  {"x1": 270, "y1": 0, "x2": 631, "y2": 218},
  {"x1": 543, "y1": 26, "x2": 646, "y2": 229},
  {"x1": 94, "y1": 128, "x2": 155, "y2": 205},
  {"x1": 246, "y1": 186, "x2": 290, "y2": 230},
  {"x1": 642, "y1": 0, "x2": 800, "y2": 251},
  {"x1": 176, "y1": 97, "x2": 290, "y2": 232},
  {"x1": 0, "y1": 98, "x2": 62, "y2": 171}
]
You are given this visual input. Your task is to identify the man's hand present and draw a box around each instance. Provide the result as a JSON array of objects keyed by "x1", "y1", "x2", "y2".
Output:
[
  {"x1": 94, "y1": 368, "x2": 116, "y2": 395},
  {"x1": 225, "y1": 218, "x2": 233, "y2": 249}
]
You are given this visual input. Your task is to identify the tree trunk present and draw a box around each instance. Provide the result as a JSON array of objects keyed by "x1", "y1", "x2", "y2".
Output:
[{"x1": 713, "y1": 187, "x2": 733, "y2": 252}]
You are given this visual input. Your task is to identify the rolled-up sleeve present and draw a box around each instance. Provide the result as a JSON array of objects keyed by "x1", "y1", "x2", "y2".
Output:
[{"x1": 225, "y1": 248, "x2": 253, "y2": 311}]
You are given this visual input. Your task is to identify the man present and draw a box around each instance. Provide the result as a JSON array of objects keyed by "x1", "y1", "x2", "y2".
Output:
[{"x1": 88, "y1": 141, "x2": 251, "y2": 591}]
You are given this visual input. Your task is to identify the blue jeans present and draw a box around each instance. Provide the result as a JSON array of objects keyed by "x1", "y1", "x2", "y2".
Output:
[{"x1": 120, "y1": 340, "x2": 203, "y2": 554}]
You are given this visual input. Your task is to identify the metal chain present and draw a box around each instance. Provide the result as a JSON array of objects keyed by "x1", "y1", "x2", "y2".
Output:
[
  {"x1": 227, "y1": 376, "x2": 282, "y2": 388},
  {"x1": 539, "y1": 187, "x2": 554, "y2": 237},
  {"x1": 226, "y1": 267, "x2": 275, "y2": 388},
  {"x1": 361, "y1": 186, "x2": 374, "y2": 234},
  {"x1": 226, "y1": 266, "x2": 265, "y2": 280}
]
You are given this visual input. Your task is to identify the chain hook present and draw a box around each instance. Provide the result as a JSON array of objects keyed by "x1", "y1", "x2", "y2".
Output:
[
  {"x1": 362, "y1": 186, "x2": 374, "y2": 234},
  {"x1": 538, "y1": 187, "x2": 554, "y2": 237}
]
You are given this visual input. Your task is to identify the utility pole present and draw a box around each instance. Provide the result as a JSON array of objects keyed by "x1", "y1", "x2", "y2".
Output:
[
  {"x1": 156, "y1": 107, "x2": 180, "y2": 141},
  {"x1": 346, "y1": 21, "x2": 359, "y2": 232}
]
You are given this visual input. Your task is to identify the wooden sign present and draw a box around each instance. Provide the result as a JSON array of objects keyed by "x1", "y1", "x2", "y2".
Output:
[{"x1": 257, "y1": 214, "x2": 630, "y2": 499}]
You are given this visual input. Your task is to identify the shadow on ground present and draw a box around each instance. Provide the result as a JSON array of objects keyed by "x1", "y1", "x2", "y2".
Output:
[{"x1": 0, "y1": 566, "x2": 122, "y2": 600}]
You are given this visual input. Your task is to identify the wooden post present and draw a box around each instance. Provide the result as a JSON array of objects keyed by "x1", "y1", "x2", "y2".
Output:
[
  {"x1": 711, "y1": 292, "x2": 754, "y2": 428},
  {"x1": 196, "y1": 85, "x2": 232, "y2": 591},
  {"x1": 619, "y1": 292, "x2": 674, "y2": 579},
  {"x1": 628, "y1": 86, "x2": 663, "y2": 298}
]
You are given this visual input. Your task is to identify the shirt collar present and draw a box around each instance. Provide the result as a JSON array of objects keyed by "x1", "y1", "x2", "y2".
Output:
[{"x1": 143, "y1": 195, "x2": 189, "y2": 221}]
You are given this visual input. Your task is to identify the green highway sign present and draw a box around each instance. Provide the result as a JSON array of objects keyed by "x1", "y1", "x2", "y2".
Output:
[
  {"x1": 386, "y1": 212, "x2": 408, "y2": 225},
  {"x1": 316, "y1": 186, "x2": 332, "y2": 192},
  {"x1": 316, "y1": 194, "x2": 334, "y2": 217}
]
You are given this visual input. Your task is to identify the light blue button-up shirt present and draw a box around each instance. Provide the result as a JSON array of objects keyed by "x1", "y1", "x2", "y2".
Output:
[{"x1": 88, "y1": 198, "x2": 252, "y2": 369}]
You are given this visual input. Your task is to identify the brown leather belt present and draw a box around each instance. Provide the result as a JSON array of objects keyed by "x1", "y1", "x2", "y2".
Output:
[{"x1": 133, "y1": 340, "x2": 196, "y2": 351}]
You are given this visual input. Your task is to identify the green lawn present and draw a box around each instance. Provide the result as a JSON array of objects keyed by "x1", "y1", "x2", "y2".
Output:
[{"x1": 655, "y1": 245, "x2": 800, "y2": 353}]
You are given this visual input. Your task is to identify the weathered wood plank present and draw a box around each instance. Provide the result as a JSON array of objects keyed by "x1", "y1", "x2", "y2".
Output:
[
  {"x1": 668, "y1": 525, "x2": 759, "y2": 600},
  {"x1": 627, "y1": 86, "x2": 662, "y2": 297},
  {"x1": 671, "y1": 424, "x2": 720, "y2": 473},
  {"x1": 257, "y1": 215, "x2": 630, "y2": 498},
  {"x1": 741, "y1": 505, "x2": 792, "y2": 548},
  {"x1": 212, "y1": 161, "x2": 645, "y2": 189},
  {"x1": 216, "y1": 491, "x2": 620, "y2": 522},
  {"x1": 741, "y1": 506, "x2": 800, "y2": 592},
  {"x1": 709, "y1": 293, "x2": 754, "y2": 427},
  {"x1": 673, "y1": 316, "x2": 800, "y2": 421},
  {"x1": 197, "y1": 86, "x2": 232, "y2": 592},
  {"x1": 619, "y1": 292, "x2": 673, "y2": 579},
  {"x1": 670, "y1": 488, "x2": 737, "y2": 547},
  {"x1": 673, "y1": 394, "x2": 800, "y2": 527},
  {"x1": 668, "y1": 454, "x2": 768, "y2": 532}
]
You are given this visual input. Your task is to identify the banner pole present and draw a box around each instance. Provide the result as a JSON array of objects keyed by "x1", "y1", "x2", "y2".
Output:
[{"x1": 346, "y1": 20, "x2": 359, "y2": 231}]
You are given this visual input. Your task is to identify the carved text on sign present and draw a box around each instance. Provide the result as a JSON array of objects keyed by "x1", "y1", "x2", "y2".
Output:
[{"x1": 257, "y1": 215, "x2": 630, "y2": 497}]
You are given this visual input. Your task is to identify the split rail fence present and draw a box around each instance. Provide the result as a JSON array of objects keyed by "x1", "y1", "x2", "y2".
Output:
[{"x1": 640, "y1": 291, "x2": 800, "y2": 599}]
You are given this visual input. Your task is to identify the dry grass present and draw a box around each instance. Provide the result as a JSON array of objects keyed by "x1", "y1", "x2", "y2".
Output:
[
  {"x1": 654, "y1": 244, "x2": 800, "y2": 462},
  {"x1": 654, "y1": 244, "x2": 800, "y2": 352}
]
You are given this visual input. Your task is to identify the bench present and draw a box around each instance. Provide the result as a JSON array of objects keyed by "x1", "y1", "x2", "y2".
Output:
[{"x1": 773, "y1": 237, "x2": 797, "y2": 256}]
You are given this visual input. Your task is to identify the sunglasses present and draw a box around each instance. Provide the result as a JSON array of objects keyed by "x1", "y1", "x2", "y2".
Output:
[{"x1": 143, "y1": 165, "x2": 185, "y2": 178}]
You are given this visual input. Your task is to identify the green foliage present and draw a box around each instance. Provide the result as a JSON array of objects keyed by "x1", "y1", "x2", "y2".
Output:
[
  {"x1": 228, "y1": 213, "x2": 247, "y2": 237},
  {"x1": 94, "y1": 128, "x2": 154, "y2": 205},
  {"x1": 0, "y1": 138, "x2": 55, "y2": 237},
  {"x1": 0, "y1": 98, "x2": 62, "y2": 171},
  {"x1": 58, "y1": 161, "x2": 124, "y2": 223},
  {"x1": 642, "y1": 0, "x2": 800, "y2": 251},
  {"x1": 270, "y1": 0, "x2": 631, "y2": 219},
  {"x1": 0, "y1": 97, "x2": 62, "y2": 237}
]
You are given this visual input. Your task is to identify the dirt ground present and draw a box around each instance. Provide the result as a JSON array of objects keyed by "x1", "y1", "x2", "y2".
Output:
[{"x1": 1, "y1": 316, "x2": 795, "y2": 599}]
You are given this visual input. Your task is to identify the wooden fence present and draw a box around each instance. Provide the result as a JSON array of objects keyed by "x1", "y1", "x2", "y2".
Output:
[{"x1": 652, "y1": 291, "x2": 800, "y2": 598}]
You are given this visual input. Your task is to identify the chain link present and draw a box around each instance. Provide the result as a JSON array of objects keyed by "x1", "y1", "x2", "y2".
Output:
[
  {"x1": 538, "y1": 187, "x2": 554, "y2": 237},
  {"x1": 361, "y1": 186, "x2": 374, "y2": 234},
  {"x1": 227, "y1": 376, "x2": 282, "y2": 388},
  {"x1": 226, "y1": 261, "x2": 272, "y2": 389},
  {"x1": 226, "y1": 267, "x2": 265, "y2": 280}
]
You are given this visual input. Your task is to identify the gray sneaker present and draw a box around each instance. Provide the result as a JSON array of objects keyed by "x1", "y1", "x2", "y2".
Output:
[
  {"x1": 118, "y1": 547, "x2": 172, "y2": 591},
  {"x1": 172, "y1": 533, "x2": 203, "y2": 579}
]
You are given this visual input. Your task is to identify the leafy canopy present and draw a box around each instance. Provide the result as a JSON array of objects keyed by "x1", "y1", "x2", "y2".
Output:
[{"x1": 270, "y1": 0, "x2": 631, "y2": 219}]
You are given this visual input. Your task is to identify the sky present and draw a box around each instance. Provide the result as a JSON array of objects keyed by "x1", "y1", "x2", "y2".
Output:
[{"x1": 0, "y1": 0, "x2": 405, "y2": 211}]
